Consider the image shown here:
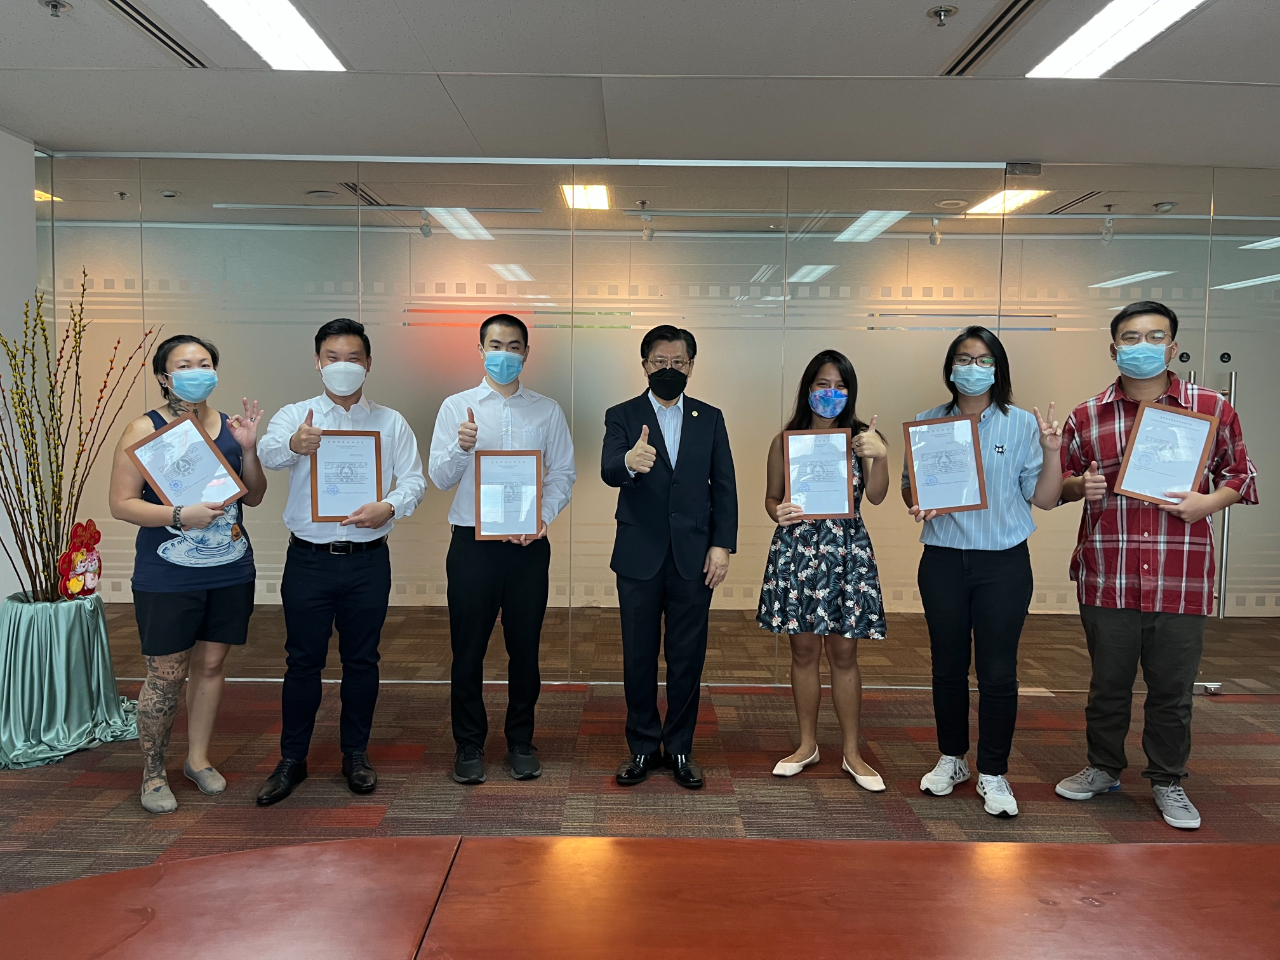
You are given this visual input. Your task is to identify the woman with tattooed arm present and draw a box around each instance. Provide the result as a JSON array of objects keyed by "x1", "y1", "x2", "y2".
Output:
[{"x1": 108, "y1": 335, "x2": 266, "y2": 813}]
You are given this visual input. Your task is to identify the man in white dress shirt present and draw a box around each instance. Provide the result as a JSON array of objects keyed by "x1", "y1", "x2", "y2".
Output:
[
  {"x1": 254, "y1": 319, "x2": 427, "y2": 806},
  {"x1": 429, "y1": 314, "x2": 576, "y2": 784}
]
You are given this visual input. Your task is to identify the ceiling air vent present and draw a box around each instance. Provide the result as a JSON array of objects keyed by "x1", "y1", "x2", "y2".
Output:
[
  {"x1": 941, "y1": 0, "x2": 1046, "y2": 77},
  {"x1": 103, "y1": 0, "x2": 206, "y2": 67},
  {"x1": 340, "y1": 183, "x2": 391, "y2": 207},
  {"x1": 1047, "y1": 192, "x2": 1105, "y2": 215}
]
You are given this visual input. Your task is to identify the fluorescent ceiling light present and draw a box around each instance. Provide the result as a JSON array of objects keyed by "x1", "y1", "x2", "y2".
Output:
[
  {"x1": 1027, "y1": 0, "x2": 1212, "y2": 79},
  {"x1": 425, "y1": 207, "x2": 493, "y2": 240},
  {"x1": 1240, "y1": 237, "x2": 1280, "y2": 250},
  {"x1": 968, "y1": 190, "x2": 1050, "y2": 215},
  {"x1": 750, "y1": 265, "x2": 778, "y2": 282},
  {"x1": 561, "y1": 185, "x2": 610, "y2": 210},
  {"x1": 788, "y1": 265, "x2": 835, "y2": 283},
  {"x1": 489, "y1": 264, "x2": 534, "y2": 282},
  {"x1": 34, "y1": 189, "x2": 62, "y2": 201},
  {"x1": 1089, "y1": 270, "x2": 1175, "y2": 288},
  {"x1": 1211, "y1": 273, "x2": 1280, "y2": 291},
  {"x1": 200, "y1": 0, "x2": 344, "y2": 71},
  {"x1": 834, "y1": 210, "x2": 910, "y2": 242}
]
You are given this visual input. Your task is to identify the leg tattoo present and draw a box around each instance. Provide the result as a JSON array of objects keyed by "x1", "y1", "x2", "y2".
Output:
[{"x1": 138, "y1": 652, "x2": 190, "y2": 789}]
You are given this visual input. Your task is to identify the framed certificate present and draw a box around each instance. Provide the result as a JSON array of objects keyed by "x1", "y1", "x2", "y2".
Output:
[
  {"x1": 126, "y1": 413, "x2": 248, "y2": 508},
  {"x1": 310, "y1": 430, "x2": 384, "y2": 522},
  {"x1": 903, "y1": 416, "x2": 988, "y2": 515},
  {"x1": 475, "y1": 450, "x2": 543, "y2": 540},
  {"x1": 1115, "y1": 402, "x2": 1219, "y2": 505},
  {"x1": 782, "y1": 429, "x2": 854, "y2": 519}
]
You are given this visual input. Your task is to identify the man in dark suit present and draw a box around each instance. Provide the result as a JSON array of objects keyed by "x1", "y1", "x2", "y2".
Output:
[{"x1": 601, "y1": 325, "x2": 738, "y2": 789}]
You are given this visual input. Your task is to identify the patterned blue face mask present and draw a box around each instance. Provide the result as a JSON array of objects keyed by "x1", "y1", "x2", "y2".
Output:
[{"x1": 808, "y1": 388, "x2": 848, "y2": 419}]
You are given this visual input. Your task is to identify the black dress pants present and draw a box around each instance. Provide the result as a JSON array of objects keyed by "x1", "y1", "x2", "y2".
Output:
[
  {"x1": 279, "y1": 541, "x2": 391, "y2": 759},
  {"x1": 616, "y1": 546, "x2": 713, "y2": 756},
  {"x1": 917, "y1": 541, "x2": 1033, "y2": 776},
  {"x1": 447, "y1": 527, "x2": 550, "y2": 750}
]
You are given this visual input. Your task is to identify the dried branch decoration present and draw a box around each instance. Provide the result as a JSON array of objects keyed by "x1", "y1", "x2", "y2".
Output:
[{"x1": 0, "y1": 271, "x2": 160, "y2": 601}]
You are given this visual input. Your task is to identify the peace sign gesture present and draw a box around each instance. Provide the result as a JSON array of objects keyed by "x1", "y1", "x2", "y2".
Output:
[{"x1": 1033, "y1": 403, "x2": 1062, "y2": 453}]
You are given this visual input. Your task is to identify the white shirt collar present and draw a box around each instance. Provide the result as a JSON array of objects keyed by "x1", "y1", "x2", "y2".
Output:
[
  {"x1": 317, "y1": 392, "x2": 372, "y2": 414},
  {"x1": 648, "y1": 391, "x2": 684, "y2": 415},
  {"x1": 477, "y1": 378, "x2": 531, "y2": 402}
]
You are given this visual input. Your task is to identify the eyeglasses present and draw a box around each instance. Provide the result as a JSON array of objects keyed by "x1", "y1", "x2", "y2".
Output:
[
  {"x1": 953, "y1": 354, "x2": 996, "y2": 368},
  {"x1": 1118, "y1": 330, "x2": 1170, "y2": 345},
  {"x1": 646, "y1": 357, "x2": 689, "y2": 371}
]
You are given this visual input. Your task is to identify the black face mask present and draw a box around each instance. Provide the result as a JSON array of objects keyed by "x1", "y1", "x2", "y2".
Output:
[{"x1": 648, "y1": 367, "x2": 687, "y2": 401}]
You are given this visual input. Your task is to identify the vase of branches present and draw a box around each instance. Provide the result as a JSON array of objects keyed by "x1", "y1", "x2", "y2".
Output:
[{"x1": 0, "y1": 276, "x2": 159, "y2": 767}]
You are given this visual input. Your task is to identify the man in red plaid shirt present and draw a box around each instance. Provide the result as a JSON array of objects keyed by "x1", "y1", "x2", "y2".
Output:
[{"x1": 1054, "y1": 301, "x2": 1257, "y2": 831}]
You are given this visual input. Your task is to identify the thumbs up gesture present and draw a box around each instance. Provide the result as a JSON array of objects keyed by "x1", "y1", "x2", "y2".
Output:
[
  {"x1": 458, "y1": 407, "x2": 478, "y2": 452},
  {"x1": 1083, "y1": 460, "x2": 1107, "y2": 502},
  {"x1": 289, "y1": 408, "x2": 323, "y2": 456},
  {"x1": 626, "y1": 424, "x2": 657, "y2": 474},
  {"x1": 851, "y1": 415, "x2": 886, "y2": 460}
]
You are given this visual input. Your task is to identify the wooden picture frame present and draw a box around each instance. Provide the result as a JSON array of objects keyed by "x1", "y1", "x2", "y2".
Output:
[
  {"x1": 474, "y1": 449, "x2": 543, "y2": 541},
  {"x1": 309, "y1": 430, "x2": 384, "y2": 523},
  {"x1": 125, "y1": 412, "x2": 248, "y2": 508},
  {"x1": 902, "y1": 415, "x2": 989, "y2": 516},
  {"x1": 782, "y1": 428, "x2": 855, "y2": 520},
  {"x1": 1114, "y1": 401, "x2": 1219, "y2": 505}
]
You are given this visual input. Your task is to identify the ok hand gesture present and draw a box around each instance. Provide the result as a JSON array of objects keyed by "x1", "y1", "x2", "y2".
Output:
[{"x1": 1034, "y1": 403, "x2": 1063, "y2": 453}]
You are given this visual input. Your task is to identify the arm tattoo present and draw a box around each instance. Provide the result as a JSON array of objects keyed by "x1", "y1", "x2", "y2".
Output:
[{"x1": 137, "y1": 652, "x2": 191, "y2": 786}]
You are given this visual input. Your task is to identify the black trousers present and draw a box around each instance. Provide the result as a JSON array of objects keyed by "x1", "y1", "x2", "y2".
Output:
[
  {"x1": 1080, "y1": 604, "x2": 1205, "y2": 785},
  {"x1": 279, "y1": 542, "x2": 390, "y2": 759},
  {"x1": 917, "y1": 541, "x2": 1033, "y2": 776},
  {"x1": 447, "y1": 527, "x2": 550, "y2": 750},
  {"x1": 616, "y1": 546, "x2": 713, "y2": 756}
]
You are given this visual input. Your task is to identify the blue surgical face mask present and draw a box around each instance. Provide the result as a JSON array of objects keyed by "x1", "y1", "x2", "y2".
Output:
[
  {"x1": 808, "y1": 388, "x2": 848, "y2": 419},
  {"x1": 950, "y1": 364, "x2": 995, "y2": 397},
  {"x1": 484, "y1": 350, "x2": 524, "y2": 385},
  {"x1": 168, "y1": 368, "x2": 218, "y2": 403},
  {"x1": 1115, "y1": 342, "x2": 1169, "y2": 380}
]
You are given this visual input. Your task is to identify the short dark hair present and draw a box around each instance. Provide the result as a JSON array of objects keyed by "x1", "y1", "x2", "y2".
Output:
[
  {"x1": 479, "y1": 313, "x2": 528, "y2": 346},
  {"x1": 640, "y1": 325, "x2": 697, "y2": 361},
  {"x1": 943, "y1": 325, "x2": 1013, "y2": 415},
  {"x1": 1111, "y1": 300, "x2": 1178, "y2": 341},
  {"x1": 314, "y1": 318, "x2": 371, "y2": 357},
  {"x1": 152, "y1": 334, "x2": 219, "y2": 400}
]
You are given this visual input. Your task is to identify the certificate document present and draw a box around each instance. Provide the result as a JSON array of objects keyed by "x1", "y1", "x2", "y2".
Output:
[
  {"x1": 1115, "y1": 402, "x2": 1219, "y2": 505},
  {"x1": 310, "y1": 430, "x2": 384, "y2": 522},
  {"x1": 126, "y1": 413, "x2": 248, "y2": 508},
  {"x1": 782, "y1": 429, "x2": 854, "y2": 519},
  {"x1": 903, "y1": 416, "x2": 988, "y2": 515},
  {"x1": 475, "y1": 450, "x2": 543, "y2": 539}
]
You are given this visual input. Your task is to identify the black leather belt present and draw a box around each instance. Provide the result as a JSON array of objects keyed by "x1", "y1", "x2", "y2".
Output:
[{"x1": 289, "y1": 534, "x2": 387, "y2": 554}]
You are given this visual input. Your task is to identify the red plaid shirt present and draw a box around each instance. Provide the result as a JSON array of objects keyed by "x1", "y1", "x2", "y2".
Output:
[{"x1": 1060, "y1": 375, "x2": 1258, "y2": 615}]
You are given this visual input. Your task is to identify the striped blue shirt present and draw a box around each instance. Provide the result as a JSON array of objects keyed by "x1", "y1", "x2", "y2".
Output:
[
  {"x1": 900, "y1": 402, "x2": 1043, "y2": 551},
  {"x1": 648, "y1": 391, "x2": 684, "y2": 466}
]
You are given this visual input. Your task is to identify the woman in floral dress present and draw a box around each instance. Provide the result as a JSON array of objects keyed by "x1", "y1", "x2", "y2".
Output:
[{"x1": 758, "y1": 349, "x2": 889, "y2": 791}]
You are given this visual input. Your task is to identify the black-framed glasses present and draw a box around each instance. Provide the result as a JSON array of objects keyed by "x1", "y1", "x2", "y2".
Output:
[
  {"x1": 646, "y1": 357, "x2": 689, "y2": 371},
  {"x1": 1118, "y1": 330, "x2": 1170, "y2": 345},
  {"x1": 953, "y1": 354, "x2": 996, "y2": 368}
]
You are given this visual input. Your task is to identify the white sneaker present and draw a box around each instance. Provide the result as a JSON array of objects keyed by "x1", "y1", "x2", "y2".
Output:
[
  {"x1": 1055, "y1": 766, "x2": 1121, "y2": 801},
  {"x1": 919, "y1": 755, "x2": 970, "y2": 796},
  {"x1": 976, "y1": 774, "x2": 1019, "y2": 818},
  {"x1": 1152, "y1": 783, "x2": 1201, "y2": 830}
]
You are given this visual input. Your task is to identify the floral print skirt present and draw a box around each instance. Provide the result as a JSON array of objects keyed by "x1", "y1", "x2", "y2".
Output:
[{"x1": 756, "y1": 517, "x2": 885, "y2": 639}]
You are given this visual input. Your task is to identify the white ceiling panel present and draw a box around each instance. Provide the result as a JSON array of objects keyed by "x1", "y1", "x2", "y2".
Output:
[
  {"x1": 437, "y1": 76, "x2": 609, "y2": 158},
  {"x1": 0, "y1": 0, "x2": 178, "y2": 68},
  {"x1": 295, "y1": 0, "x2": 436, "y2": 72},
  {"x1": 144, "y1": 0, "x2": 269, "y2": 69}
]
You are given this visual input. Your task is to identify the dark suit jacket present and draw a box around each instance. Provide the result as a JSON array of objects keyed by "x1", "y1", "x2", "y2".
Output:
[{"x1": 601, "y1": 392, "x2": 738, "y2": 582}]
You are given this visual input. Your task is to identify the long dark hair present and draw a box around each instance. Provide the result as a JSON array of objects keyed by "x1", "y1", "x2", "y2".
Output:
[
  {"x1": 942, "y1": 325, "x2": 1013, "y2": 415},
  {"x1": 784, "y1": 349, "x2": 868, "y2": 434}
]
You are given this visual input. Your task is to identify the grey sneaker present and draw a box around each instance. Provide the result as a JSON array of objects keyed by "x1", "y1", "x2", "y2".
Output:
[
  {"x1": 452, "y1": 745, "x2": 486, "y2": 785},
  {"x1": 1055, "y1": 766, "x2": 1121, "y2": 801},
  {"x1": 1152, "y1": 782, "x2": 1201, "y2": 830},
  {"x1": 506, "y1": 743, "x2": 542, "y2": 781},
  {"x1": 140, "y1": 781, "x2": 177, "y2": 814}
]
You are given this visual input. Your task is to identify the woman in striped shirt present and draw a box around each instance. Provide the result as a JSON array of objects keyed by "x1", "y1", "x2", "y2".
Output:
[{"x1": 901, "y1": 325, "x2": 1063, "y2": 818}]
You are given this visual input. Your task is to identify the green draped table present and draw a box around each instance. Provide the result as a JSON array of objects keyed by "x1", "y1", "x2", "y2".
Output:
[{"x1": 0, "y1": 592, "x2": 137, "y2": 768}]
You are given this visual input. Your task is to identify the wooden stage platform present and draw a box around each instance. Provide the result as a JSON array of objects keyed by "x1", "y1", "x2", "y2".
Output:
[{"x1": 3, "y1": 837, "x2": 1275, "y2": 959}]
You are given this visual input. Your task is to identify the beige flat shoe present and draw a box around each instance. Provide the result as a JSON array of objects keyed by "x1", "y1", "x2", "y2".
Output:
[
  {"x1": 773, "y1": 747, "x2": 820, "y2": 777},
  {"x1": 843, "y1": 757, "x2": 886, "y2": 792},
  {"x1": 141, "y1": 782, "x2": 178, "y2": 814},
  {"x1": 184, "y1": 761, "x2": 227, "y2": 796}
]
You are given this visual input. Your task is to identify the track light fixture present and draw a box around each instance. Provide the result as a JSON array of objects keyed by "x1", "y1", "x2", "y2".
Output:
[
  {"x1": 419, "y1": 209, "x2": 432, "y2": 239},
  {"x1": 930, "y1": 217, "x2": 942, "y2": 246}
]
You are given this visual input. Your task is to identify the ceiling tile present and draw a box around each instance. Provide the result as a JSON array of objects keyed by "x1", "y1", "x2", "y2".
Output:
[
  {"x1": 0, "y1": 0, "x2": 178, "y2": 68},
  {"x1": 439, "y1": 76, "x2": 609, "y2": 158}
]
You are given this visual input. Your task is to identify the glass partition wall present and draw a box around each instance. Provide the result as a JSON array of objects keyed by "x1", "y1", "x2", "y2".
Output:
[{"x1": 38, "y1": 157, "x2": 1279, "y2": 684}]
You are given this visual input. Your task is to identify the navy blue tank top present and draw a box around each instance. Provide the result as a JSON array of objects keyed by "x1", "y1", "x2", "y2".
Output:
[{"x1": 131, "y1": 410, "x2": 256, "y2": 593}]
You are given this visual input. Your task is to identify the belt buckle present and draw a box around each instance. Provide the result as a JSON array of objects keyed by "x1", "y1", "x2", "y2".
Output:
[{"x1": 328, "y1": 541, "x2": 354, "y2": 555}]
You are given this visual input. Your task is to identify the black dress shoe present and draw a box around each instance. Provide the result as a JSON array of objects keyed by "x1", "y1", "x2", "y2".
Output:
[
  {"x1": 506, "y1": 743, "x2": 542, "y2": 781},
  {"x1": 615, "y1": 752, "x2": 663, "y2": 786},
  {"x1": 256, "y1": 758, "x2": 308, "y2": 806},
  {"x1": 342, "y1": 751, "x2": 377, "y2": 794},
  {"x1": 668, "y1": 754, "x2": 705, "y2": 790},
  {"x1": 453, "y1": 745, "x2": 486, "y2": 785}
]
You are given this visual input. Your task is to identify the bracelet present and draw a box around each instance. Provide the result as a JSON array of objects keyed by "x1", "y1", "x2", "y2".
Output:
[{"x1": 172, "y1": 505, "x2": 183, "y2": 528}]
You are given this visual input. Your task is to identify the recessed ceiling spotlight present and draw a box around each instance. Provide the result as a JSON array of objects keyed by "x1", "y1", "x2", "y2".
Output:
[
  {"x1": 561, "y1": 185, "x2": 609, "y2": 210},
  {"x1": 935, "y1": 199, "x2": 968, "y2": 209},
  {"x1": 306, "y1": 189, "x2": 340, "y2": 199},
  {"x1": 1153, "y1": 201, "x2": 1177, "y2": 214},
  {"x1": 161, "y1": 190, "x2": 179, "y2": 198}
]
